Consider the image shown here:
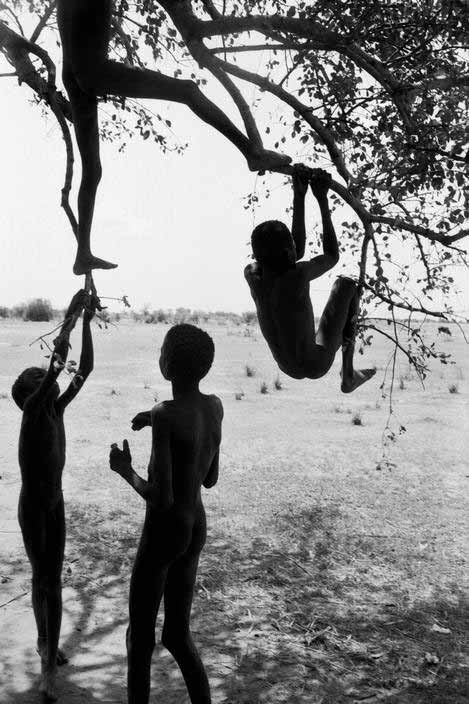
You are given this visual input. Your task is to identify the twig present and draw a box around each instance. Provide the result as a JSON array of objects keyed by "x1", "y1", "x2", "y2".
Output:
[{"x1": 0, "y1": 591, "x2": 29, "y2": 609}]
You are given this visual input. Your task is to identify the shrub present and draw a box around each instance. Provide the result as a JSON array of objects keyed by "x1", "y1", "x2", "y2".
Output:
[
  {"x1": 235, "y1": 391, "x2": 245, "y2": 401},
  {"x1": 245, "y1": 364, "x2": 255, "y2": 377},
  {"x1": 351, "y1": 411, "x2": 364, "y2": 426},
  {"x1": 0, "y1": 306, "x2": 9, "y2": 318},
  {"x1": 242, "y1": 311, "x2": 257, "y2": 325},
  {"x1": 448, "y1": 383, "x2": 459, "y2": 394},
  {"x1": 259, "y1": 381, "x2": 269, "y2": 394},
  {"x1": 399, "y1": 376, "x2": 406, "y2": 390},
  {"x1": 274, "y1": 375, "x2": 283, "y2": 391},
  {"x1": 23, "y1": 298, "x2": 53, "y2": 322}
]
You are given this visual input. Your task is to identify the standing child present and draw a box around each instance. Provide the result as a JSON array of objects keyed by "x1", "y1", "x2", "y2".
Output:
[
  {"x1": 110, "y1": 323, "x2": 223, "y2": 704},
  {"x1": 12, "y1": 290, "x2": 96, "y2": 700}
]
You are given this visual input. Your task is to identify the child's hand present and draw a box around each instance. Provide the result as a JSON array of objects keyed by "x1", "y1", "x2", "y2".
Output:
[
  {"x1": 109, "y1": 439, "x2": 132, "y2": 475},
  {"x1": 131, "y1": 412, "x2": 151, "y2": 431},
  {"x1": 310, "y1": 168, "x2": 332, "y2": 197},
  {"x1": 67, "y1": 289, "x2": 88, "y2": 317},
  {"x1": 83, "y1": 293, "x2": 99, "y2": 322},
  {"x1": 292, "y1": 164, "x2": 311, "y2": 196}
]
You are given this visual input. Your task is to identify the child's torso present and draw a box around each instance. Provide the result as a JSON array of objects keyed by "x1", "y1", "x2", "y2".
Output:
[
  {"x1": 19, "y1": 405, "x2": 66, "y2": 503},
  {"x1": 247, "y1": 265, "x2": 315, "y2": 376}
]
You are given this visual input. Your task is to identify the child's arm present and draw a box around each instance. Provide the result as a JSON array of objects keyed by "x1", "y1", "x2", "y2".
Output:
[
  {"x1": 27, "y1": 290, "x2": 87, "y2": 408},
  {"x1": 109, "y1": 439, "x2": 153, "y2": 501},
  {"x1": 203, "y1": 449, "x2": 219, "y2": 488},
  {"x1": 57, "y1": 296, "x2": 96, "y2": 410},
  {"x1": 110, "y1": 408, "x2": 173, "y2": 507},
  {"x1": 131, "y1": 411, "x2": 153, "y2": 431},
  {"x1": 300, "y1": 169, "x2": 339, "y2": 281},
  {"x1": 291, "y1": 164, "x2": 310, "y2": 260}
]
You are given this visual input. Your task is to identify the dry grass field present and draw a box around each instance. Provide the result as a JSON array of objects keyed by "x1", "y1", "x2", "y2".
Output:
[{"x1": 0, "y1": 318, "x2": 468, "y2": 703}]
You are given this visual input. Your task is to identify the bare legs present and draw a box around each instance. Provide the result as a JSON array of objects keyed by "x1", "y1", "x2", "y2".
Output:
[
  {"x1": 305, "y1": 277, "x2": 376, "y2": 391},
  {"x1": 19, "y1": 493, "x2": 67, "y2": 701},
  {"x1": 63, "y1": 57, "x2": 290, "y2": 274},
  {"x1": 127, "y1": 510, "x2": 210, "y2": 704}
]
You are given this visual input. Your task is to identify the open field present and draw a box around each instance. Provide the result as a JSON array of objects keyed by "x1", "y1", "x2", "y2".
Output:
[{"x1": 0, "y1": 318, "x2": 468, "y2": 703}]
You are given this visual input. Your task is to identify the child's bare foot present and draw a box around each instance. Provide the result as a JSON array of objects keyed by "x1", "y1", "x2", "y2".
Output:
[
  {"x1": 36, "y1": 641, "x2": 68, "y2": 666},
  {"x1": 248, "y1": 150, "x2": 292, "y2": 173},
  {"x1": 341, "y1": 367, "x2": 376, "y2": 393},
  {"x1": 73, "y1": 252, "x2": 117, "y2": 276},
  {"x1": 39, "y1": 667, "x2": 58, "y2": 701}
]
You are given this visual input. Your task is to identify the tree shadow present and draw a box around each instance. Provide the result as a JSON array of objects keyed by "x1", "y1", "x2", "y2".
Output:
[{"x1": 3, "y1": 501, "x2": 467, "y2": 703}]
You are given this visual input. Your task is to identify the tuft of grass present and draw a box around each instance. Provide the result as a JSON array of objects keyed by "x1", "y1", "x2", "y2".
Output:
[
  {"x1": 259, "y1": 381, "x2": 269, "y2": 394},
  {"x1": 245, "y1": 364, "x2": 255, "y2": 377},
  {"x1": 110, "y1": 388, "x2": 119, "y2": 396},
  {"x1": 235, "y1": 391, "x2": 245, "y2": 401},
  {"x1": 0, "y1": 392, "x2": 9, "y2": 400},
  {"x1": 273, "y1": 375, "x2": 283, "y2": 391},
  {"x1": 448, "y1": 383, "x2": 459, "y2": 394},
  {"x1": 399, "y1": 376, "x2": 406, "y2": 390},
  {"x1": 351, "y1": 411, "x2": 364, "y2": 426},
  {"x1": 143, "y1": 380, "x2": 151, "y2": 390}
]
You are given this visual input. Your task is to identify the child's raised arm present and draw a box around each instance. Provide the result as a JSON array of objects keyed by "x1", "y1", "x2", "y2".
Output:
[
  {"x1": 27, "y1": 290, "x2": 87, "y2": 408},
  {"x1": 291, "y1": 164, "x2": 311, "y2": 261},
  {"x1": 57, "y1": 295, "x2": 96, "y2": 410},
  {"x1": 299, "y1": 169, "x2": 340, "y2": 282}
]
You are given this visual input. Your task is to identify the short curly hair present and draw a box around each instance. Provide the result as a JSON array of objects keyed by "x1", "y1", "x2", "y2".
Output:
[
  {"x1": 251, "y1": 220, "x2": 294, "y2": 270},
  {"x1": 162, "y1": 324, "x2": 215, "y2": 382},
  {"x1": 11, "y1": 366, "x2": 46, "y2": 410}
]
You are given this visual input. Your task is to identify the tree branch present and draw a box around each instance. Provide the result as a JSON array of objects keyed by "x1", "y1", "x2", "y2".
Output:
[
  {"x1": 371, "y1": 214, "x2": 469, "y2": 248},
  {"x1": 30, "y1": 0, "x2": 57, "y2": 44}
]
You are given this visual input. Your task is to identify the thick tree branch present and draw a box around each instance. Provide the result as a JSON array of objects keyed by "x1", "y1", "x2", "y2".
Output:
[{"x1": 0, "y1": 20, "x2": 71, "y2": 120}]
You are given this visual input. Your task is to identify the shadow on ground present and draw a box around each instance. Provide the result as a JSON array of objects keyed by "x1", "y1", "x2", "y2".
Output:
[{"x1": 3, "y1": 502, "x2": 468, "y2": 703}]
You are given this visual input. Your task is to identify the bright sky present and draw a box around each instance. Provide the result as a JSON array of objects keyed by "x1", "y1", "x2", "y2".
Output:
[{"x1": 0, "y1": 32, "x2": 467, "y2": 316}]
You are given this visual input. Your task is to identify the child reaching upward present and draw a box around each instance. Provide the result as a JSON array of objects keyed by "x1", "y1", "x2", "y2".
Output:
[
  {"x1": 109, "y1": 323, "x2": 223, "y2": 704},
  {"x1": 244, "y1": 165, "x2": 376, "y2": 392},
  {"x1": 12, "y1": 289, "x2": 96, "y2": 700}
]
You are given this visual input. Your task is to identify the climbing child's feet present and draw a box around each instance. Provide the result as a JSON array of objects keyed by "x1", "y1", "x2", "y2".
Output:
[
  {"x1": 248, "y1": 149, "x2": 292, "y2": 174},
  {"x1": 341, "y1": 367, "x2": 376, "y2": 393},
  {"x1": 73, "y1": 252, "x2": 117, "y2": 275}
]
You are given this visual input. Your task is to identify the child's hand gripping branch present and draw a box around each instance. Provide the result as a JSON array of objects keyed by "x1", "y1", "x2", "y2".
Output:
[
  {"x1": 11, "y1": 288, "x2": 96, "y2": 701},
  {"x1": 108, "y1": 323, "x2": 223, "y2": 704},
  {"x1": 244, "y1": 163, "x2": 376, "y2": 392}
]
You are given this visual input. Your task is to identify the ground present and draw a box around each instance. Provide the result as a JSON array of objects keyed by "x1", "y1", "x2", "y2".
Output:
[{"x1": 0, "y1": 318, "x2": 467, "y2": 704}]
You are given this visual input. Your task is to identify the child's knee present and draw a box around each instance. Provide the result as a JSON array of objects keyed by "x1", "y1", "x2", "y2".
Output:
[
  {"x1": 127, "y1": 622, "x2": 155, "y2": 655},
  {"x1": 161, "y1": 624, "x2": 189, "y2": 654}
]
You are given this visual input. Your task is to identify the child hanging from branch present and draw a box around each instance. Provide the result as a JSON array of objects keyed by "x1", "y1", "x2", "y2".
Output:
[
  {"x1": 57, "y1": 0, "x2": 290, "y2": 275},
  {"x1": 244, "y1": 164, "x2": 376, "y2": 392},
  {"x1": 11, "y1": 289, "x2": 97, "y2": 701},
  {"x1": 109, "y1": 323, "x2": 223, "y2": 704}
]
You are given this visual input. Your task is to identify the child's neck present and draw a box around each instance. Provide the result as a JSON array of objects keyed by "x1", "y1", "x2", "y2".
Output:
[{"x1": 171, "y1": 380, "x2": 200, "y2": 399}]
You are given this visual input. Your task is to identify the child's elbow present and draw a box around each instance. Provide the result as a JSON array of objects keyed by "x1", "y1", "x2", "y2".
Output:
[{"x1": 326, "y1": 253, "x2": 340, "y2": 269}]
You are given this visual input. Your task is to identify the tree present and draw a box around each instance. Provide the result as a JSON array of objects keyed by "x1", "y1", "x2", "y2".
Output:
[{"x1": 1, "y1": 0, "x2": 468, "y2": 387}]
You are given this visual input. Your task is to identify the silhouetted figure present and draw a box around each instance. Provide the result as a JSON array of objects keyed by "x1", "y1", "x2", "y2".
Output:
[
  {"x1": 245, "y1": 164, "x2": 376, "y2": 392},
  {"x1": 57, "y1": 0, "x2": 290, "y2": 275},
  {"x1": 11, "y1": 290, "x2": 96, "y2": 700},
  {"x1": 109, "y1": 324, "x2": 223, "y2": 704}
]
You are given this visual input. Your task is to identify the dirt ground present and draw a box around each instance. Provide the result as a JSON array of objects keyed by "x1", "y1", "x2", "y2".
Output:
[{"x1": 0, "y1": 319, "x2": 468, "y2": 703}]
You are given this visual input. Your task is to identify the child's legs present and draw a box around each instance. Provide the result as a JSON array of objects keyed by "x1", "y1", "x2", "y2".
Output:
[
  {"x1": 62, "y1": 66, "x2": 101, "y2": 256},
  {"x1": 126, "y1": 536, "x2": 168, "y2": 704},
  {"x1": 161, "y1": 510, "x2": 210, "y2": 704},
  {"x1": 18, "y1": 492, "x2": 47, "y2": 646},
  {"x1": 43, "y1": 498, "x2": 66, "y2": 672},
  {"x1": 316, "y1": 276, "x2": 357, "y2": 354}
]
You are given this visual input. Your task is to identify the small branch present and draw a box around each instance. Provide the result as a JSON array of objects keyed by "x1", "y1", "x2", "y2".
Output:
[
  {"x1": 363, "y1": 282, "x2": 448, "y2": 319},
  {"x1": 30, "y1": 0, "x2": 57, "y2": 44},
  {"x1": 0, "y1": 592, "x2": 29, "y2": 609},
  {"x1": 371, "y1": 214, "x2": 469, "y2": 249},
  {"x1": 365, "y1": 324, "x2": 425, "y2": 387}
]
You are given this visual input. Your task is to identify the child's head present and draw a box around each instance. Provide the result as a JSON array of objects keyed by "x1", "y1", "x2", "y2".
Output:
[
  {"x1": 159, "y1": 324, "x2": 215, "y2": 385},
  {"x1": 251, "y1": 220, "x2": 297, "y2": 273},
  {"x1": 11, "y1": 367, "x2": 58, "y2": 410}
]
